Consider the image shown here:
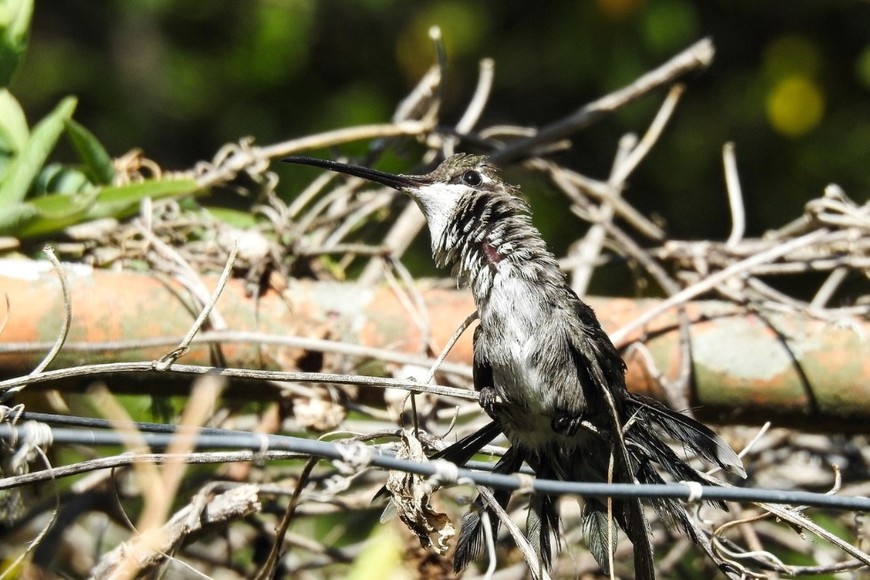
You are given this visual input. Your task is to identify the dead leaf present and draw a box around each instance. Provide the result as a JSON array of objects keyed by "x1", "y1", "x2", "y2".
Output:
[{"x1": 385, "y1": 429, "x2": 456, "y2": 555}]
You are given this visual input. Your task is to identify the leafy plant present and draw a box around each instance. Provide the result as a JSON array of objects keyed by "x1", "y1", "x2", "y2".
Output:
[
  {"x1": 0, "y1": 0, "x2": 32, "y2": 86},
  {"x1": 0, "y1": 0, "x2": 199, "y2": 240}
]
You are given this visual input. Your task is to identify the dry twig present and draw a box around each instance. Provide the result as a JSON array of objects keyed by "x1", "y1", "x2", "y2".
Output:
[{"x1": 2, "y1": 34, "x2": 868, "y2": 580}]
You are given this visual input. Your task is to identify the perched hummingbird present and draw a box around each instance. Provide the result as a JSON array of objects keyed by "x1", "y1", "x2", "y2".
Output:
[{"x1": 284, "y1": 154, "x2": 745, "y2": 578}]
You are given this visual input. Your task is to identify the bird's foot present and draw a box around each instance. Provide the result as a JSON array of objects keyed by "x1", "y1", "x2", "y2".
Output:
[
  {"x1": 551, "y1": 412, "x2": 584, "y2": 436},
  {"x1": 479, "y1": 386, "x2": 501, "y2": 419}
]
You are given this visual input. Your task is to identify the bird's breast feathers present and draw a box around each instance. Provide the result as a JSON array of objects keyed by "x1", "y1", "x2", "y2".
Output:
[{"x1": 477, "y1": 274, "x2": 587, "y2": 446}]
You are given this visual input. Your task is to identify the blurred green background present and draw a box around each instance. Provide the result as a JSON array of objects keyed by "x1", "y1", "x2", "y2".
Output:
[{"x1": 9, "y1": 1, "x2": 870, "y2": 241}]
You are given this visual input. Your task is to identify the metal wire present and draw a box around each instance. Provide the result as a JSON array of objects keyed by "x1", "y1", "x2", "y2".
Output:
[{"x1": 2, "y1": 415, "x2": 869, "y2": 512}]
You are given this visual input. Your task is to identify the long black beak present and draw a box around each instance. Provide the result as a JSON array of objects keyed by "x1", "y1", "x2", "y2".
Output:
[{"x1": 283, "y1": 156, "x2": 424, "y2": 191}]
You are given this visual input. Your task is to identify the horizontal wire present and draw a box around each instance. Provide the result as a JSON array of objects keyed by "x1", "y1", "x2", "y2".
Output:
[
  {"x1": 0, "y1": 362, "x2": 477, "y2": 401},
  {"x1": 2, "y1": 419, "x2": 869, "y2": 512}
]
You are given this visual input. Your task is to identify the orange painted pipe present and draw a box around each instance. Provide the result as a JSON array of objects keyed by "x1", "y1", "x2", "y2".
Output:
[{"x1": 1, "y1": 260, "x2": 867, "y2": 430}]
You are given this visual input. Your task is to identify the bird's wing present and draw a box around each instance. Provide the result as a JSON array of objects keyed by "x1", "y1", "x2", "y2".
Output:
[
  {"x1": 562, "y1": 288, "x2": 743, "y2": 578},
  {"x1": 453, "y1": 445, "x2": 524, "y2": 572},
  {"x1": 472, "y1": 323, "x2": 494, "y2": 394},
  {"x1": 430, "y1": 419, "x2": 503, "y2": 465},
  {"x1": 563, "y1": 287, "x2": 656, "y2": 579},
  {"x1": 628, "y1": 395, "x2": 746, "y2": 478}
]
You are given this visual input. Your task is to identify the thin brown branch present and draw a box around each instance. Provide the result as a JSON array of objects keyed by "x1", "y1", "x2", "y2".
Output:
[{"x1": 490, "y1": 37, "x2": 714, "y2": 163}]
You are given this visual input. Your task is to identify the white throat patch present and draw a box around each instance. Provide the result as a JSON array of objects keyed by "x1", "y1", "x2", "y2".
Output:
[{"x1": 409, "y1": 182, "x2": 468, "y2": 253}]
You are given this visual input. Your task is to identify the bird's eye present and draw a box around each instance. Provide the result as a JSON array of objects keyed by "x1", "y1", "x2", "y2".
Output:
[{"x1": 462, "y1": 170, "x2": 482, "y2": 186}]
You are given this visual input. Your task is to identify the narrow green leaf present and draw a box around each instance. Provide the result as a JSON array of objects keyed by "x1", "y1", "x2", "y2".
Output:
[
  {"x1": 34, "y1": 163, "x2": 93, "y2": 195},
  {"x1": 0, "y1": 96, "x2": 77, "y2": 207},
  {"x1": 13, "y1": 177, "x2": 200, "y2": 237},
  {"x1": 0, "y1": 0, "x2": 33, "y2": 85},
  {"x1": 0, "y1": 200, "x2": 37, "y2": 233},
  {"x1": 204, "y1": 206, "x2": 259, "y2": 228},
  {"x1": 0, "y1": 181, "x2": 100, "y2": 238},
  {"x1": 65, "y1": 118, "x2": 115, "y2": 185},
  {"x1": 42, "y1": 166, "x2": 92, "y2": 195},
  {"x1": 91, "y1": 178, "x2": 200, "y2": 219},
  {"x1": 24, "y1": 186, "x2": 99, "y2": 219},
  {"x1": 0, "y1": 88, "x2": 28, "y2": 155}
]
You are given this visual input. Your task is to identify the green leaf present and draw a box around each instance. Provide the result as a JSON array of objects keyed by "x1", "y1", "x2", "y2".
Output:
[
  {"x1": 0, "y1": 88, "x2": 28, "y2": 155},
  {"x1": 0, "y1": 183, "x2": 99, "y2": 236},
  {"x1": 0, "y1": 200, "x2": 36, "y2": 232},
  {"x1": 0, "y1": 96, "x2": 77, "y2": 207},
  {"x1": 34, "y1": 163, "x2": 92, "y2": 195},
  {"x1": 204, "y1": 206, "x2": 259, "y2": 228},
  {"x1": 33, "y1": 163, "x2": 65, "y2": 195},
  {"x1": 0, "y1": 0, "x2": 33, "y2": 85},
  {"x1": 91, "y1": 178, "x2": 200, "y2": 219},
  {"x1": 11, "y1": 177, "x2": 200, "y2": 237},
  {"x1": 65, "y1": 118, "x2": 115, "y2": 185},
  {"x1": 24, "y1": 186, "x2": 99, "y2": 219}
]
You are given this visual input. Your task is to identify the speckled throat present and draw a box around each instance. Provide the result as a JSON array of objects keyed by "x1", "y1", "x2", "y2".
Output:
[{"x1": 432, "y1": 187, "x2": 565, "y2": 304}]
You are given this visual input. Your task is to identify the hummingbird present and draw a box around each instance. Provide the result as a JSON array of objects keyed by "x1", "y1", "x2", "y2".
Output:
[{"x1": 284, "y1": 154, "x2": 745, "y2": 578}]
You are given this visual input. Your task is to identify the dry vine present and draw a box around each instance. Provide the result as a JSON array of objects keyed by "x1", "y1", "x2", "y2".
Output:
[{"x1": 1, "y1": 34, "x2": 868, "y2": 579}]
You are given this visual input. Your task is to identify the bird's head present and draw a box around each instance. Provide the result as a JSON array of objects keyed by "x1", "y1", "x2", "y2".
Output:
[{"x1": 283, "y1": 154, "x2": 506, "y2": 255}]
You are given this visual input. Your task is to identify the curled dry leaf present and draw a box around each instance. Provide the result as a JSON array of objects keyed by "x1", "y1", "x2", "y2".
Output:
[
  {"x1": 293, "y1": 396, "x2": 347, "y2": 432},
  {"x1": 385, "y1": 429, "x2": 456, "y2": 555}
]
